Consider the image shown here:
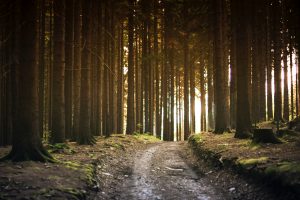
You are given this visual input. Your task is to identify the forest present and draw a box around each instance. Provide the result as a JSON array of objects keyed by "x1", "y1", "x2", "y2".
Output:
[{"x1": 0, "y1": 0, "x2": 300, "y2": 199}]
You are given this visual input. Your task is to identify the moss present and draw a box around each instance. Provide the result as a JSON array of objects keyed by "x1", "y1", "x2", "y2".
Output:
[
  {"x1": 48, "y1": 143, "x2": 75, "y2": 154},
  {"x1": 83, "y1": 164, "x2": 96, "y2": 186},
  {"x1": 133, "y1": 133, "x2": 161, "y2": 142},
  {"x1": 248, "y1": 142, "x2": 262, "y2": 150},
  {"x1": 237, "y1": 157, "x2": 269, "y2": 167},
  {"x1": 62, "y1": 161, "x2": 96, "y2": 187},
  {"x1": 265, "y1": 162, "x2": 300, "y2": 175},
  {"x1": 188, "y1": 134, "x2": 203, "y2": 144},
  {"x1": 63, "y1": 161, "x2": 81, "y2": 170}
]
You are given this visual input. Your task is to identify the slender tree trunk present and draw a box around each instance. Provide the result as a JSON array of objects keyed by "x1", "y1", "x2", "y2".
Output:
[
  {"x1": 213, "y1": 0, "x2": 227, "y2": 134},
  {"x1": 39, "y1": 0, "x2": 46, "y2": 138},
  {"x1": 154, "y1": 1, "x2": 161, "y2": 138},
  {"x1": 126, "y1": 0, "x2": 135, "y2": 134},
  {"x1": 73, "y1": 0, "x2": 81, "y2": 140},
  {"x1": 273, "y1": 0, "x2": 283, "y2": 124},
  {"x1": 117, "y1": 24, "x2": 124, "y2": 134},
  {"x1": 233, "y1": 0, "x2": 252, "y2": 138},
  {"x1": 266, "y1": 3, "x2": 273, "y2": 120},
  {"x1": 282, "y1": 3, "x2": 289, "y2": 121},
  {"x1": 230, "y1": 0, "x2": 237, "y2": 129},
  {"x1": 183, "y1": 34, "x2": 190, "y2": 139},
  {"x1": 51, "y1": 0, "x2": 66, "y2": 143},
  {"x1": 190, "y1": 55, "x2": 195, "y2": 134},
  {"x1": 207, "y1": 42, "x2": 214, "y2": 130},
  {"x1": 290, "y1": 38, "x2": 294, "y2": 119},
  {"x1": 78, "y1": 0, "x2": 95, "y2": 144},
  {"x1": 65, "y1": 0, "x2": 74, "y2": 139},
  {"x1": 200, "y1": 56, "x2": 206, "y2": 131}
]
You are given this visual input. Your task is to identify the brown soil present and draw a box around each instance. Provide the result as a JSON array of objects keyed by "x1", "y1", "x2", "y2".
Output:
[
  {"x1": 188, "y1": 130, "x2": 300, "y2": 200},
  {"x1": 196, "y1": 131, "x2": 300, "y2": 165},
  {"x1": 1, "y1": 132, "x2": 298, "y2": 200},
  {"x1": 0, "y1": 135, "x2": 156, "y2": 200}
]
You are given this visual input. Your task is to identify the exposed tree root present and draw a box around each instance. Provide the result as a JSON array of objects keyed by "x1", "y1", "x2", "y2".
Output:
[{"x1": 0, "y1": 146, "x2": 55, "y2": 162}]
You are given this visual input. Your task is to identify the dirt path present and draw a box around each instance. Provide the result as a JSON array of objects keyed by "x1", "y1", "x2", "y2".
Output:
[{"x1": 118, "y1": 142, "x2": 224, "y2": 200}]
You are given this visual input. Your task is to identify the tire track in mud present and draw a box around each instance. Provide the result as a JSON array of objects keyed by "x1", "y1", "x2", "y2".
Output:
[{"x1": 119, "y1": 142, "x2": 223, "y2": 200}]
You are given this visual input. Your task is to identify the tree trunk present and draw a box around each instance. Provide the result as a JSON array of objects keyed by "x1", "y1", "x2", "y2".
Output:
[
  {"x1": 183, "y1": 34, "x2": 190, "y2": 139},
  {"x1": 282, "y1": 3, "x2": 289, "y2": 121},
  {"x1": 126, "y1": 0, "x2": 135, "y2": 134},
  {"x1": 233, "y1": 0, "x2": 252, "y2": 138},
  {"x1": 78, "y1": 0, "x2": 95, "y2": 144},
  {"x1": 117, "y1": 23, "x2": 124, "y2": 134},
  {"x1": 1, "y1": 0, "x2": 53, "y2": 162},
  {"x1": 39, "y1": 0, "x2": 46, "y2": 138},
  {"x1": 65, "y1": 0, "x2": 74, "y2": 139},
  {"x1": 230, "y1": 0, "x2": 237, "y2": 129},
  {"x1": 51, "y1": 0, "x2": 66, "y2": 143},
  {"x1": 273, "y1": 0, "x2": 283, "y2": 124},
  {"x1": 190, "y1": 54, "x2": 195, "y2": 134},
  {"x1": 213, "y1": 0, "x2": 227, "y2": 134},
  {"x1": 73, "y1": 0, "x2": 81, "y2": 140},
  {"x1": 154, "y1": 0, "x2": 161, "y2": 138}
]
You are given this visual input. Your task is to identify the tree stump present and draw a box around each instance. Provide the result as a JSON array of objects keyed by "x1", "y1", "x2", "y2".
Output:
[
  {"x1": 288, "y1": 117, "x2": 300, "y2": 131},
  {"x1": 252, "y1": 129, "x2": 282, "y2": 144}
]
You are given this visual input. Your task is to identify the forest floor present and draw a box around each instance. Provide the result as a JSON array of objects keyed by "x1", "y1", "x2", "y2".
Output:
[
  {"x1": 0, "y1": 131, "x2": 299, "y2": 200},
  {"x1": 0, "y1": 134, "x2": 159, "y2": 200},
  {"x1": 189, "y1": 126, "x2": 300, "y2": 200}
]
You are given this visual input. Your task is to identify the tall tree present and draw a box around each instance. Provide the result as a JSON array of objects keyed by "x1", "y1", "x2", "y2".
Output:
[
  {"x1": 72, "y1": 0, "x2": 82, "y2": 140},
  {"x1": 117, "y1": 23, "x2": 124, "y2": 134},
  {"x1": 154, "y1": 0, "x2": 161, "y2": 138},
  {"x1": 1, "y1": 0, "x2": 53, "y2": 161},
  {"x1": 65, "y1": 0, "x2": 74, "y2": 139},
  {"x1": 78, "y1": 0, "x2": 95, "y2": 144},
  {"x1": 213, "y1": 0, "x2": 227, "y2": 134},
  {"x1": 183, "y1": 34, "x2": 190, "y2": 139},
  {"x1": 126, "y1": 0, "x2": 135, "y2": 134},
  {"x1": 233, "y1": 0, "x2": 252, "y2": 138},
  {"x1": 282, "y1": 1, "x2": 289, "y2": 121},
  {"x1": 273, "y1": 0, "x2": 283, "y2": 124},
  {"x1": 51, "y1": 0, "x2": 66, "y2": 143}
]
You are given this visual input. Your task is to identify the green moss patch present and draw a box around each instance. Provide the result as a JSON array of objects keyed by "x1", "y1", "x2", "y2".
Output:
[
  {"x1": 188, "y1": 134, "x2": 203, "y2": 144},
  {"x1": 265, "y1": 162, "x2": 300, "y2": 175},
  {"x1": 237, "y1": 157, "x2": 269, "y2": 167},
  {"x1": 133, "y1": 133, "x2": 161, "y2": 143}
]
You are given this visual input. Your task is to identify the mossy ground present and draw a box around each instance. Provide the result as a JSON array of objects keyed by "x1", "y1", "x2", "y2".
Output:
[
  {"x1": 188, "y1": 131, "x2": 300, "y2": 198},
  {"x1": 0, "y1": 134, "x2": 160, "y2": 199}
]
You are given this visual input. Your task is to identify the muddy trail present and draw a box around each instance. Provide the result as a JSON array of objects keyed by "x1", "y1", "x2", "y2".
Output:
[
  {"x1": 101, "y1": 142, "x2": 278, "y2": 200},
  {"x1": 119, "y1": 142, "x2": 223, "y2": 200}
]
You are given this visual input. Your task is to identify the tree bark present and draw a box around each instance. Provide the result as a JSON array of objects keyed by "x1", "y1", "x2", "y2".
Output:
[
  {"x1": 73, "y1": 0, "x2": 81, "y2": 140},
  {"x1": 126, "y1": 0, "x2": 135, "y2": 134},
  {"x1": 51, "y1": 0, "x2": 66, "y2": 143},
  {"x1": 78, "y1": 0, "x2": 95, "y2": 144},
  {"x1": 1, "y1": 0, "x2": 53, "y2": 162},
  {"x1": 233, "y1": 0, "x2": 252, "y2": 138},
  {"x1": 213, "y1": 0, "x2": 227, "y2": 134}
]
